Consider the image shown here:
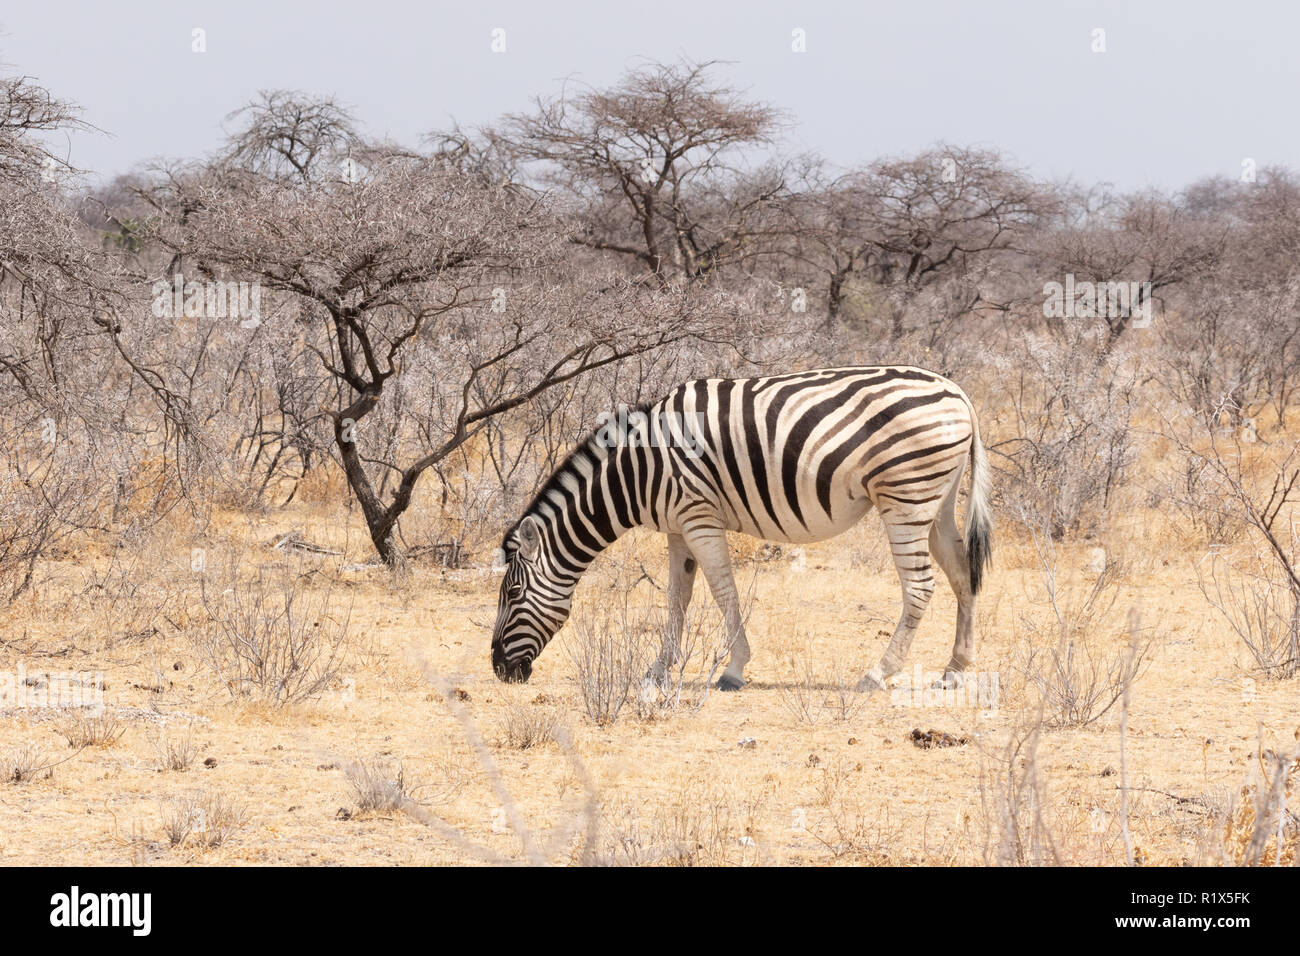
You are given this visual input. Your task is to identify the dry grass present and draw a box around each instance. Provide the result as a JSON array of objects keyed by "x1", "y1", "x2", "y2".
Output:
[{"x1": 0, "y1": 495, "x2": 1297, "y2": 866}]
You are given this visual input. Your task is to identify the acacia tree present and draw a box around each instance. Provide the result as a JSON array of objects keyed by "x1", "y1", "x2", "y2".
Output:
[
  {"x1": 1038, "y1": 189, "x2": 1227, "y2": 346},
  {"x1": 780, "y1": 146, "x2": 1050, "y2": 330},
  {"x1": 499, "y1": 59, "x2": 788, "y2": 283},
  {"x1": 0, "y1": 74, "x2": 141, "y2": 596}
]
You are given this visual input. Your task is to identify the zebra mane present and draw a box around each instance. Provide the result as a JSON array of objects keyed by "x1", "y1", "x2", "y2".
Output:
[{"x1": 500, "y1": 404, "x2": 654, "y2": 556}]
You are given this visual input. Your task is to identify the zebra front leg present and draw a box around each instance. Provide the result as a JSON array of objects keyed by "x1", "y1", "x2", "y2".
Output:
[
  {"x1": 650, "y1": 533, "x2": 697, "y2": 684},
  {"x1": 680, "y1": 525, "x2": 750, "y2": 691}
]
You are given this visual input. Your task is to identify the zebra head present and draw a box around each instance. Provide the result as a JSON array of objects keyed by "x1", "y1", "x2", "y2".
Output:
[{"x1": 492, "y1": 515, "x2": 570, "y2": 682}]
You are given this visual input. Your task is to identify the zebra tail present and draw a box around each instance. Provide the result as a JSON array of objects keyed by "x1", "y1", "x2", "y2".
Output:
[{"x1": 965, "y1": 420, "x2": 993, "y2": 596}]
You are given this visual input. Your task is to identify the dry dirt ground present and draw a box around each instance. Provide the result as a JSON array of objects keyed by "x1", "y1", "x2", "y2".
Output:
[{"x1": 0, "y1": 494, "x2": 1295, "y2": 866}]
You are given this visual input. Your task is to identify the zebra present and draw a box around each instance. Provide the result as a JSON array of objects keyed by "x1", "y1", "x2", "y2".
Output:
[{"x1": 491, "y1": 365, "x2": 991, "y2": 692}]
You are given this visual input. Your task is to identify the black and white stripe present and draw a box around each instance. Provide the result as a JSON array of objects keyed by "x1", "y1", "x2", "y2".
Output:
[{"x1": 491, "y1": 365, "x2": 992, "y2": 690}]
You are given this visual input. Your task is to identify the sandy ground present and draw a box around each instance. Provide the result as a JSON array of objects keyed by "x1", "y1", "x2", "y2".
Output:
[{"x1": 0, "y1": 498, "x2": 1295, "y2": 867}]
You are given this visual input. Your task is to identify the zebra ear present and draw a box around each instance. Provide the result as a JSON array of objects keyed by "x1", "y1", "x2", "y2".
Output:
[{"x1": 518, "y1": 516, "x2": 541, "y2": 561}]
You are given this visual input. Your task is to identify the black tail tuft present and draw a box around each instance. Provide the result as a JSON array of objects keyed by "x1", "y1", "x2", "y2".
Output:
[{"x1": 967, "y1": 516, "x2": 991, "y2": 596}]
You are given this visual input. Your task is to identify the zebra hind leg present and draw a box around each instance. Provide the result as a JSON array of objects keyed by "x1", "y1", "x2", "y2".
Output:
[
  {"x1": 929, "y1": 488, "x2": 976, "y2": 690},
  {"x1": 859, "y1": 515, "x2": 938, "y2": 692}
]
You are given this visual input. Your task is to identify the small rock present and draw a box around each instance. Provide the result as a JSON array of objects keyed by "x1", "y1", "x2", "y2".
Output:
[
  {"x1": 737, "y1": 737, "x2": 757, "y2": 749},
  {"x1": 203, "y1": 757, "x2": 218, "y2": 768}
]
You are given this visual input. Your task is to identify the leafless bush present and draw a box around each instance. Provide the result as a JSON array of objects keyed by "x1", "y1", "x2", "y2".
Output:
[
  {"x1": 566, "y1": 593, "x2": 658, "y2": 726},
  {"x1": 777, "y1": 646, "x2": 868, "y2": 724},
  {"x1": 56, "y1": 710, "x2": 125, "y2": 749},
  {"x1": 1160, "y1": 445, "x2": 1247, "y2": 545},
  {"x1": 152, "y1": 725, "x2": 199, "y2": 771},
  {"x1": 637, "y1": 591, "x2": 749, "y2": 719},
  {"x1": 193, "y1": 562, "x2": 354, "y2": 704},
  {"x1": 801, "y1": 759, "x2": 902, "y2": 863},
  {"x1": 1199, "y1": 548, "x2": 1300, "y2": 680},
  {"x1": 593, "y1": 782, "x2": 766, "y2": 866},
  {"x1": 73, "y1": 529, "x2": 194, "y2": 647},
  {"x1": 994, "y1": 332, "x2": 1138, "y2": 539},
  {"x1": 160, "y1": 790, "x2": 248, "y2": 848},
  {"x1": 1021, "y1": 628, "x2": 1152, "y2": 730},
  {"x1": 1, "y1": 743, "x2": 56, "y2": 784},
  {"x1": 0, "y1": 421, "x2": 103, "y2": 603},
  {"x1": 345, "y1": 759, "x2": 410, "y2": 813},
  {"x1": 1206, "y1": 730, "x2": 1300, "y2": 866},
  {"x1": 498, "y1": 700, "x2": 561, "y2": 750},
  {"x1": 979, "y1": 716, "x2": 1059, "y2": 865},
  {"x1": 1171, "y1": 411, "x2": 1300, "y2": 679},
  {"x1": 1016, "y1": 524, "x2": 1153, "y2": 728}
]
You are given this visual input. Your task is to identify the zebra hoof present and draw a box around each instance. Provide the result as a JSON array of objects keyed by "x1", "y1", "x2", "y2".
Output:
[
  {"x1": 930, "y1": 671, "x2": 964, "y2": 691},
  {"x1": 856, "y1": 666, "x2": 888, "y2": 693},
  {"x1": 716, "y1": 675, "x2": 746, "y2": 692}
]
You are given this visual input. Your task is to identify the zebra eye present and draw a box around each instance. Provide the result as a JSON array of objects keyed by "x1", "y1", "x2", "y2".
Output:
[{"x1": 508, "y1": 582, "x2": 523, "y2": 598}]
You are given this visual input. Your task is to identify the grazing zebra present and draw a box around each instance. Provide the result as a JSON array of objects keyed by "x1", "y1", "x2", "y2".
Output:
[{"x1": 491, "y1": 366, "x2": 991, "y2": 692}]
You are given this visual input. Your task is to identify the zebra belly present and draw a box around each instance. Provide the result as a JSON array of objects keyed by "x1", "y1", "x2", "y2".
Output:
[{"x1": 725, "y1": 491, "x2": 873, "y2": 544}]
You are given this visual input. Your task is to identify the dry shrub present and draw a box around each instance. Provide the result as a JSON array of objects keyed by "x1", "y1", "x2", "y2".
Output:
[
  {"x1": 498, "y1": 701, "x2": 560, "y2": 750},
  {"x1": 566, "y1": 593, "x2": 657, "y2": 726},
  {"x1": 56, "y1": 710, "x2": 125, "y2": 749},
  {"x1": 344, "y1": 759, "x2": 410, "y2": 814},
  {"x1": 1210, "y1": 733, "x2": 1299, "y2": 866},
  {"x1": 1160, "y1": 446, "x2": 1247, "y2": 546},
  {"x1": 0, "y1": 422, "x2": 102, "y2": 603},
  {"x1": 993, "y1": 335, "x2": 1138, "y2": 540},
  {"x1": 777, "y1": 646, "x2": 868, "y2": 725},
  {"x1": 803, "y1": 760, "x2": 901, "y2": 863},
  {"x1": 638, "y1": 595, "x2": 744, "y2": 719},
  {"x1": 160, "y1": 790, "x2": 248, "y2": 848},
  {"x1": 73, "y1": 529, "x2": 194, "y2": 648},
  {"x1": 152, "y1": 725, "x2": 198, "y2": 771},
  {"x1": 1, "y1": 742, "x2": 56, "y2": 784},
  {"x1": 567, "y1": 558, "x2": 752, "y2": 724},
  {"x1": 1016, "y1": 527, "x2": 1154, "y2": 728},
  {"x1": 1199, "y1": 547, "x2": 1300, "y2": 681},
  {"x1": 978, "y1": 717, "x2": 1059, "y2": 865},
  {"x1": 592, "y1": 781, "x2": 767, "y2": 866},
  {"x1": 192, "y1": 560, "x2": 354, "y2": 705}
]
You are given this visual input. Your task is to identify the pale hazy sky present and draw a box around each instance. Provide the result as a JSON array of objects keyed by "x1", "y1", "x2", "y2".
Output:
[{"x1": 1, "y1": 0, "x2": 1295, "y2": 190}]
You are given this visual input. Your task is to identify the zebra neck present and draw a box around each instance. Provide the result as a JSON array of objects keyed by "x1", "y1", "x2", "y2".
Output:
[{"x1": 536, "y1": 440, "x2": 642, "y2": 582}]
